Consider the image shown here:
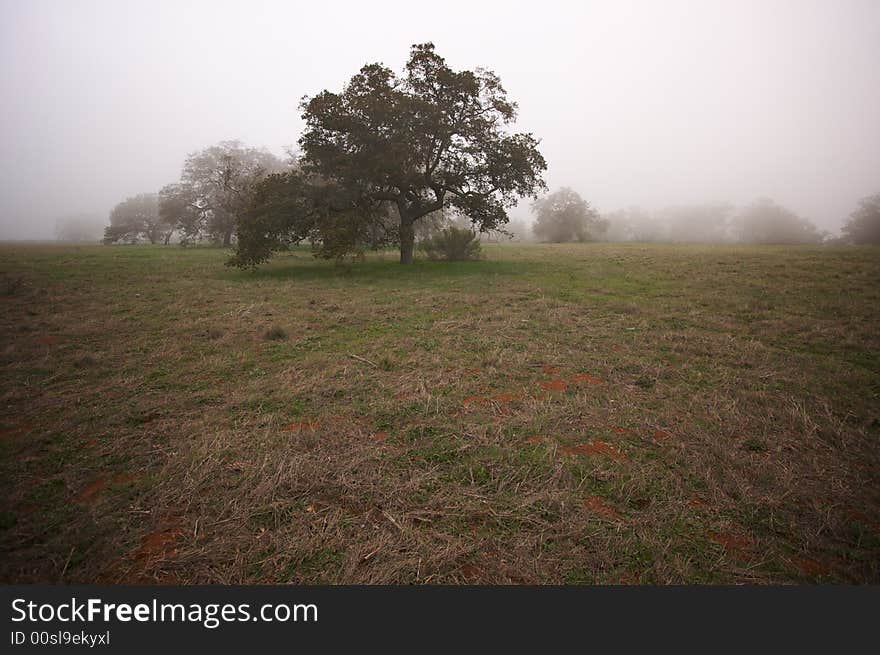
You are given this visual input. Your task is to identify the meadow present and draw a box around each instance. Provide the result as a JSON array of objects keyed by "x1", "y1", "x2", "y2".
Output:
[{"x1": 1, "y1": 242, "x2": 878, "y2": 584}]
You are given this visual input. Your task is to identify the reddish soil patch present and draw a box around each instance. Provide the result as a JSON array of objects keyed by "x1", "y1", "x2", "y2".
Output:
[
  {"x1": 37, "y1": 335, "x2": 62, "y2": 345},
  {"x1": 584, "y1": 495, "x2": 619, "y2": 519},
  {"x1": 560, "y1": 440, "x2": 627, "y2": 461},
  {"x1": 282, "y1": 418, "x2": 321, "y2": 432},
  {"x1": 653, "y1": 429, "x2": 672, "y2": 442},
  {"x1": 77, "y1": 473, "x2": 136, "y2": 503},
  {"x1": 792, "y1": 556, "x2": 831, "y2": 577},
  {"x1": 610, "y1": 426, "x2": 630, "y2": 434},
  {"x1": 541, "y1": 365, "x2": 561, "y2": 374},
  {"x1": 570, "y1": 373, "x2": 604, "y2": 385},
  {"x1": 133, "y1": 518, "x2": 184, "y2": 563},
  {"x1": 538, "y1": 378, "x2": 568, "y2": 392},
  {"x1": 370, "y1": 431, "x2": 388, "y2": 442},
  {"x1": 462, "y1": 394, "x2": 488, "y2": 407},
  {"x1": 459, "y1": 563, "x2": 482, "y2": 582},
  {"x1": 77, "y1": 478, "x2": 108, "y2": 503},
  {"x1": 493, "y1": 392, "x2": 521, "y2": 403},
  {"x1": 526, "y1": 435, "x2": 548, "y2": 444},
  {"x1": 708, "y1": 531, "x2": 753, "y2": 552},
  {"x1": 610, "y1": 345, "x2": 623, "y2": 353}
]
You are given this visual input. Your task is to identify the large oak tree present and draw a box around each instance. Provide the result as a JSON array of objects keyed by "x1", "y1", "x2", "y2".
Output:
[{"x1": 232, "y1": 43, "x2": 546, "y2": 266}]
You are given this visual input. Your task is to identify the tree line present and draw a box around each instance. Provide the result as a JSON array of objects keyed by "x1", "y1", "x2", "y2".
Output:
[
  {"x1": 102, "y1": 141, "x2": 286, "y2": 246},
  {"x1": 99, "y1": 43, "x2": 880, "y2": 260},
  {"x1": 525, "y1": 189, "x2": 880, "y2": 245}
]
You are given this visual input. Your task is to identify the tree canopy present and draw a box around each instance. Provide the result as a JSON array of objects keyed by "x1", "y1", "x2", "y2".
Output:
[
  {"x1": 841, "y1": 192, "x2": 880, "y2": 244},
  {"x1": 732, "y1": 198, "x2": 822, "y2": 244},
  {"x1": 153, "y1": 141, "x2": 285, "y2": 247},
  {"x1": 531, "y1": 187, "x2": 606, "y2": 243},
  {"x1": 230, "y1": 43, "x2": 547, "y2": 267},
  {"x1": 103, "y1": 193, "x2": 163, "y2": 244}
]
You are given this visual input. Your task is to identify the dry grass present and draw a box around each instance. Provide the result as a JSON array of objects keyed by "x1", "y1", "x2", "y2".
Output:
[{"x1": 1, "y1": 242, "x2": 878, "y2": 584}]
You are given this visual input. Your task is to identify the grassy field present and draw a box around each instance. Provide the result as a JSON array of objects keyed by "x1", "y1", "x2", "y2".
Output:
[{"x1": 1, "y1": 242, "x2": 878, "y2": 584}]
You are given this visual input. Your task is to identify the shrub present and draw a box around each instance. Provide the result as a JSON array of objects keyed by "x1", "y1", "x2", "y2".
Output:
[{"x1": 418, "y1": 227, "x2": 482, "y2": 261}]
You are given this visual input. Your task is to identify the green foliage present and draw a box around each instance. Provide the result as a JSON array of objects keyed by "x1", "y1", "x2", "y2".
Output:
[
  {"x1": 228, "y1": 171, "x2": 396, "y2": 268},
  {"x1": 419, "y1": 226, "x2": 483, "y2": 261}
]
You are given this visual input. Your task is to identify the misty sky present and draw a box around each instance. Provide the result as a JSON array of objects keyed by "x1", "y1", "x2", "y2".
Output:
[{"x1": 1, "y1": 0, "x2": 878, "y2": 239}]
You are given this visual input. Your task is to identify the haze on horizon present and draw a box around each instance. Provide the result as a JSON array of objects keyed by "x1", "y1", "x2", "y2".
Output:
[{"x1": 1, "y1": 0, "x2": 878, "y2": 240}]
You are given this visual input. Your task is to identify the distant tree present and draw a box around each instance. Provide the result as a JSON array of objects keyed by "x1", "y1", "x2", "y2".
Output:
[
  {"x1": 174, "y1": 141, "x2": 285, "y2": 246},
  {"x1": 55, "y1": 214, "x2": 105, "y2": 242},
  {"x1": 732, "y1": 198, "x2": 821, "y2": 244},
  {"x1": 532, "y1": 187, "x2": 606, "y2": 242},
  {"x1": 158, "y1": 183, "x2": 200, "y2": 244},
  {"x1": 841, "y1": 192, "x2": 880, "y2": 244},
  {"x1": 659, "y1": 203, "x2": 734, "y2": 243},
  {"x1": 599, "y1": 207, "x2": 657, "y2": 242},
  {"x1": 103, "y1": 193, "x2": 162, "y2": 244},
  {"x1": 231, "y1": 42, "x2": 546, "y2": 267}
]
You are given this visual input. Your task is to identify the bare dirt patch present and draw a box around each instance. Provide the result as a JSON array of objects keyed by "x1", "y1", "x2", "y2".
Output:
[
  {"x1": 584, "y1": 496, "x2": 620, "y2": 520},
  {"x1": 76, "y1": 473, "x2": 135, "y2": 503},
  {"x1": 708, "y1": 530, "x2": 754, "y2": 561},
  {"x1": 570, "y1": 373, "x2": 603, "y2": 385},
  {"x1": 560, "y1": 440, "x2": 627, "y2": 461},
  {"x1": 538, "y1": 378, "x2": 568, "y2": 392}
]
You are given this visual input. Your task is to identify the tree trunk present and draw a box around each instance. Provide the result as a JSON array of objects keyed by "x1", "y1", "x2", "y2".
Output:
[
  {"x1": 399, "y1": 220, "x2": 415, "y2": 264},
  {"x1": 222, "y1": 229, "x2": 233, "y2": 247}
]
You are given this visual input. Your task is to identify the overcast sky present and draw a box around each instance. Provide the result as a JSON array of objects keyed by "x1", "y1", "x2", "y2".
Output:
[{"x1": 1, "y1": 0, "x2": 878, "y2": 238}]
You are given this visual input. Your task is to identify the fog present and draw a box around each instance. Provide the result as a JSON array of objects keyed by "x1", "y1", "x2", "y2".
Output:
[{"x1": 1, "y1": 0, "x2": 878, "y2": 240}]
